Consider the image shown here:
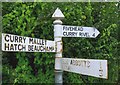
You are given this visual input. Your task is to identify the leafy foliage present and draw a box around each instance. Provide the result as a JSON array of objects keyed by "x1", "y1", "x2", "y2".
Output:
[{"x1": 2, "y1": 2, "x2": 119, "y2": 84}]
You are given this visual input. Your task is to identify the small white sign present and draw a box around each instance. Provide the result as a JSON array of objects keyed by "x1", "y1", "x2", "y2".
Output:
[
  {"x1": 62, "y1": 25, "x2": 100, "y2": 38},
  {"x1": 2, "y1": 33, "x2": 55, "y2": 52},
  {"x1": 62, "y1": 58, "x2": 108, "y2": 79},
  {"x1": 55, "y1": 25, "x2": 100, "y2": 38}
]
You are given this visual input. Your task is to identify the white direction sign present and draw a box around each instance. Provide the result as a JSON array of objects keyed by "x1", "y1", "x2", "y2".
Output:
[
  {"x1": 62, "y1": 58, "x2": 108, "y2": 79},
  {"x1": 62, "y1": 25, "x2": 100, "y2": 38},
  {"x1": 2, "y1": 33, "x2": 55, "y2": 52},
  {"x1": 55, "y1": 25, "x2": 100, "y2": 38}
]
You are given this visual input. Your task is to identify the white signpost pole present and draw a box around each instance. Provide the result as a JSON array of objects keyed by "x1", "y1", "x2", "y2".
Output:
[{"x1": 52, "y1": 8, "x2": 65, "y2": 84}]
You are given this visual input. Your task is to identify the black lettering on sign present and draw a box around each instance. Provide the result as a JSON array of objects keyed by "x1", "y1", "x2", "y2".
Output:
[
  {"x1": 87, "y1": 61, "x2": 90, "y2": 68},
  {"x1": 63, "y1": 26, "x2": 83, "y2": 31},
  {"x1": 31, "y1": 45, "x2": 34, "y2": 51},
  {"x1": 79, "y1": 32, "x2": 82, "y2": 36},
  {"x1": 34, "y1": 45, "x2": 38, "y2": 51},
  {"x1": 29, "y1": 38, "x2": 46, "y2": 45},
  {"x1": 23, "y1": 37, "x2": 26, "y2": 43},
  {"x1": 63, "y1": 26, "x2": 66, "y2": 31},
  {"x1": 78, "y1": 60, "x2": 81, "y2": 66},
  {"x1": 44, "y1": 40, "x2": 47, "y2": 45},
  {"x1": 22, "y1": 45, "x2": 26, "y2": 50},
  {"x1": 84, "y1": 60, "x2": 87, "y2": 67},
  {"x1": 92, "y1": 33, "x2": 95, "y2": 37},
  {"x1": 15, "y1": 36, "x2": 18, "y2": 42},
  {"x1": 19, "y1": 37, "x2": 22, "y2": 43},
  {"x1": 4, "y1": 43, "x2": 26, "y2": 51},
  {"x1": 79, "y1": 32, "x2": 90, "y2": 37},
  {"x1": 78, "y1": 27, "x2": 83, "y2": 31},
  {"x1": 28, "y1": 45, "x2": 31, "y2": 51},
  {"x1": 29, "y1": 38, "x2": 33, "y2": 44},
  {"x1": 63, "y1": 32, "x2": 67, "y2": 36},
  {"x1": 63, "y1": 32, "x2": 77, "y2": 37},
  {"x1": 45, "y1": 46, "x2": 54, "y2": 52},
  {"x1": 18, "y1": 44, "x2": 26, "y2": 51},
  {"x1": 35, "y1": 45, "x2": 44, "y2": 51},
  {"x1": 99, "y1": 62, "x2": 103, "y2": 77},
  {"x1": 29, "y1": 45, "x2": 46, "y2": 52},
  {"x1": 18, "y1": 44, "x2": 22, "y2": 51},
  {"x1": 39, "y1": 39, "x2": 46, "y2": 45},
  {"x1": 10, "y1": 44, "x2": 14, "y2": 50},
  {"x1": 5, "y1": 43, "x2": 9, "y2": 50},
  {"x1": 69, "y1": 26, "x2": 71, "y2": 31},
  {"x1": 28, "y1": 45, "x2": 33, "y2": 51},
  {"x1": 14, "y1": 44, "x2": 17, "y2": 50},
  {"x1": 39, "y1": 46, "x2": 45, "y2": 51},
  {"x1": 10, "y1": 35, "x2": 14, "y2": 42},
  {"x1": 5, "y1": 34, "x2": 9, "y2": 42},
  {"x1": 70, "y1": 60, "x2": 72, "y2": 64},
  {"x1": 70, "y1": 59, "x2": 90, "y2": 68},
  {"x1": 33, "y1": 39, "x2": 37, "y2": 44},
  {"x1": 4, "y1": 34, "x2": 26, "y2": 43}
]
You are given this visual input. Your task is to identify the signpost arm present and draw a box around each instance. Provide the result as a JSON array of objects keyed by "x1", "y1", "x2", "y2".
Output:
[{"x1": 52, "y1": 8, "x2": 64, "y2": 84}]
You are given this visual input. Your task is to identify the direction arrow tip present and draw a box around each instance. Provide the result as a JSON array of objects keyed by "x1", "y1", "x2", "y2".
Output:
[
  {"x1": 95, "y1": 29, "x2": 100, "y2": 37},
  {"x1": 52, "y1": 8, "x2": 65, "y2": 19}
]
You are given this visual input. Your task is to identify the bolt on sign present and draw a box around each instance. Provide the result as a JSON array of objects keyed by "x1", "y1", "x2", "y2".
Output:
[
  {"x1": 62, "y1": 58, "x2": 108, "y2": 79},
  {"x1": 2, "y1": 33, "x2": 55, "y2": 52}
]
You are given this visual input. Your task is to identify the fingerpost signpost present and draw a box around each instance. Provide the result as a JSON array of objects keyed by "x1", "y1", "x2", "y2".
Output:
[
  {"x1": 52, "y1": 8, "x2": 65, "y2": 84},
  {"x1": 52, "y1": 8, "x2": 107, "y2": 84},
  {"x1": 1, "y1": 8, "x2": 108, "y2": 84}
]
